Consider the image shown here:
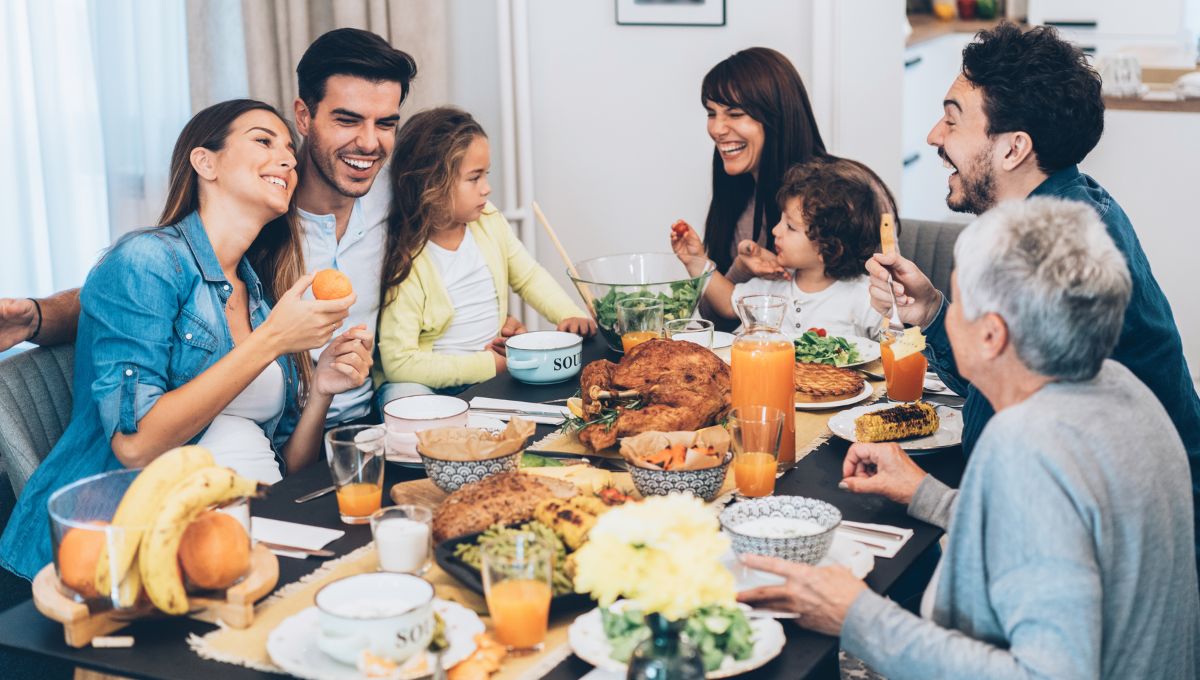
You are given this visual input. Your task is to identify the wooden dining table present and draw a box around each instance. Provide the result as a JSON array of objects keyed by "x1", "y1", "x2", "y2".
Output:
[{"x1": 0, "y1": 335, "x2": 966, "y2": 679}]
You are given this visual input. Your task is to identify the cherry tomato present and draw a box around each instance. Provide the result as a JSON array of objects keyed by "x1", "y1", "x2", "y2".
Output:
[
  {"x1": 809, "y1": 327, "x2": 827, "y2": 337},
  {"x1": 671, "y1": 220, "x2": 690, "y2": 238}
]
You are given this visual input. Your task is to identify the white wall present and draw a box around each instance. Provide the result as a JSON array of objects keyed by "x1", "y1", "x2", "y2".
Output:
[
  {"x1": 1080, "y1": 109, "x2": 1200, "y2": 376},
  {"x1": 520, "y1": 0, "x2": 903, "y2": 299}
]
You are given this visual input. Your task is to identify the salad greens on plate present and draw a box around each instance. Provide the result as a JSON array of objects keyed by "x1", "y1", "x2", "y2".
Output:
[
  {"x1": 794, "y1": 328, "x2": 861, "y2": 367},
  {"x1": 601, "y1": 605, "x2": 754, "y2": 672}
]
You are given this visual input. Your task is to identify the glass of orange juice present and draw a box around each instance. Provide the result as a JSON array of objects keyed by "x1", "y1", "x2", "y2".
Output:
[
  {"x1": 729, "y1": 406, "x2": 785, "y2": 497},
  {"x1": 325, "y1": 425, "x2": 386, "y2": 525},
  {"x1": 880, "y1": 332, "x2": 927, "y2": 402},
  {"x1": 616, "y1": 297, "x2": 663, "y2": 353},
  {"x1": 482, "y1": 532, "x2": 553, "y2": 653}
]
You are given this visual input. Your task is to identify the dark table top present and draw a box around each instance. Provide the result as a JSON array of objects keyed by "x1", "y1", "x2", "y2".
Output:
[{"x1": 0, "y1": 335, "x2": 965, "y2": 680}]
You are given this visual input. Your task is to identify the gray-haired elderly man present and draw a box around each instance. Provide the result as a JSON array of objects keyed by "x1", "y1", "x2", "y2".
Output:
[{"x1": 739, "y1": 197, "x2": 1200, "y2": 679}]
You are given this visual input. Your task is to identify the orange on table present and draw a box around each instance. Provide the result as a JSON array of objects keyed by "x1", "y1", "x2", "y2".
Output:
[
  {"x1": 57, "y1": 521, "x2": 109, "y2": 599},
  {"x1": 486, "y1": 579, "x2": 551, "y2": 649},
  {"x1": 620, "y1": 330, "x2": 659, "y2": 354},
  {"x1": 335, "y1": 482, "x2": 382, "y2": 518},
  {"x1": 734, "y1": 451, "x2": 777, "y2": 497},
  {"x1": 731, "y1": 339, "x2": 796, "y2": 465},
  {"x1": 178, "y1": 510, "x2": 251, "y2": 590},
  {"x1": 312, "y1": 268, "x2": 353, "y2": 300}
]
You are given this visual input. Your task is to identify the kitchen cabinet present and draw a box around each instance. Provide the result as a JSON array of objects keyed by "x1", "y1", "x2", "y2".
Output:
[{"x1": 900, "y1": 33, "x2": 973, "y2": 222}]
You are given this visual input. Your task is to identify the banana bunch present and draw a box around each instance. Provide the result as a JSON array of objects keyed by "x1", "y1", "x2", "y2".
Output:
[{"x1": 90, "y1": 445, "x2": 262, "y2": 614}]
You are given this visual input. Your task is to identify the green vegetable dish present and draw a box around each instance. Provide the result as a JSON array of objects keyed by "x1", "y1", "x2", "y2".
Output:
[
  {"x1": 793, "y1": 329, "x2": 861, "y2": 367},
  {"x1": 601, "y1": 605, "x2": 754, "y2": 672},
  {"x1": 451, "y1": 521, "x2": 573, "y2": 596},
  {"x1": 593, "y1": 280, "x2": 704, "y2": 340}
]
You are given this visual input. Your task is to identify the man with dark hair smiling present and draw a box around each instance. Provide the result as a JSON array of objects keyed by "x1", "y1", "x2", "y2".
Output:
[
  {"x1": 867, "y1": 23, "x2": 1200, "y2": 568},
  {"x1": 0, "y1": 29, "x2": 424, "y2": 426}
]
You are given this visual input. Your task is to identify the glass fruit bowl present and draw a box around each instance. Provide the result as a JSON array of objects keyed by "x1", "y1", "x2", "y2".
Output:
[
  {"x1": 568, "y1": 253, "x2": 714, "y2": 352},
  {"x1": 47, "y1": 468, "x2": 252, "y2": 614}
]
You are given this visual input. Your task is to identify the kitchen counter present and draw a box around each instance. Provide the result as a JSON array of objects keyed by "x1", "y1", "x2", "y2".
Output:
[{"x1": 907, "y1": 13, "x2": 1014, "y2": 47}]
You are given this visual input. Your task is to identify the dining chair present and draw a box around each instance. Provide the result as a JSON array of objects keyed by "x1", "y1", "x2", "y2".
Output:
[
  {"x1": 897, "y1": 217, "x2": 967, "y2": 300},
  {"x1": 0, "y1": 344, "x2": 74, "y2": 498}
]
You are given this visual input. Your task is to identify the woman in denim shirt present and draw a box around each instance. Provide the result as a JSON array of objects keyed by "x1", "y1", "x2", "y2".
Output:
[{"x1": 0, "y1": 100, "x2": 373, "y2": 580}]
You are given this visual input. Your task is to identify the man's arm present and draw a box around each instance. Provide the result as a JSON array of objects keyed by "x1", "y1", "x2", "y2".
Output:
[{"x1": 0, "y1": 289, "x2": 81, "y2": 350}]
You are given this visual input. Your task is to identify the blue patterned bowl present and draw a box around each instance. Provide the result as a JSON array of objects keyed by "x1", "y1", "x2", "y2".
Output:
[
  {"x1": 628, "y1": 452, "x2": 732, "y2": 502},
  {"x1": 417, "y1": 450, "x2": 521, "y2": 493},
  {"x1": 719, "y1": 496, "x2": 841, "y2": 564}
]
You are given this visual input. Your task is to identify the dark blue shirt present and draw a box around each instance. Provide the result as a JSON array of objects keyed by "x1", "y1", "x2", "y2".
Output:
[{"x1": 924, "y1": 165, "x2": 1200, "y2": 562}]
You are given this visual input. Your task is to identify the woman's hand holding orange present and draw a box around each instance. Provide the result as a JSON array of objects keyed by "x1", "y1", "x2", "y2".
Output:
[{"x1": 260, "y1": 273, "x2": 355, "y2": 355}]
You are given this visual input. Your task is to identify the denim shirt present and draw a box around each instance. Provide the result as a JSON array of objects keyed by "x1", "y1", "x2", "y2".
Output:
[
  {"x1": 0, "y1": 212, "x2": 300, "y2": 580},
  {"x1": 922, "y1": 165, "x2": 1200, "y2": 564}
]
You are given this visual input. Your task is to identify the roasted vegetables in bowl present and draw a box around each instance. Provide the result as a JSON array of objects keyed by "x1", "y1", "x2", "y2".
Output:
[{"x1": 568, "y1": 253, "x2": 714, "y2": 352}]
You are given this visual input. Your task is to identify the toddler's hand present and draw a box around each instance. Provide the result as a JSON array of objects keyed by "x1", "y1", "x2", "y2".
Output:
[
  {"x1": 557, "y1": 316, "x2": 597, "y2": 337},
  {"x1": 734, "y1": 240, "x2": 787, "y2": 279}
]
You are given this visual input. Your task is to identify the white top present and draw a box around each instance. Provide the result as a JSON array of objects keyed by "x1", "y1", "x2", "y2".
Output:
[
  {"x1": 197, "y1": 359, "x2": 286, "y2": 484},
  {"x1": 297, "y1": 166, "x2": 390, "y2": 424},
  {"x1": 427, "y1": 229, "x2": 500, "y2": 355},
  {"x1": 730, "y1": 275, "x2": 882, "y2": 340}
]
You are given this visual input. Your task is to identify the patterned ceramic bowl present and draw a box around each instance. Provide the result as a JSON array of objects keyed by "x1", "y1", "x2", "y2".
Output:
[
  {"x1": 628, "y1": 452, "x2": 732, "y2": 502},
  {"x1": 417, "y1": 450, "x2": 521, "y2": 493},
  {"x1": 719, "y1": 496, "x2": 841, "y2": 565}
]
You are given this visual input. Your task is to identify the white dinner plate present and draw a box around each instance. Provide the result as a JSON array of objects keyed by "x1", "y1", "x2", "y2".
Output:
[
  {"x1": 827, "y1": 402, "x2": 962, "y2": 452},
  {"x1": 720, "y1": 532, "x2": 875, "y2": 593},
  {"x1": 266, "y1": 599, "x2": 484, "y2": 680},
  {"x1": 794, "y1": 381, "x2": 875, "y2": 411},
  {"x1": 385, "y1": 414, "x2": 506, "y2": 468},
  {"x1": 837, "y1": 336, "x2": 881, "y2": 367},
  {"x1": 568, "y1": 601, "x2": 786, "y2": 679}
]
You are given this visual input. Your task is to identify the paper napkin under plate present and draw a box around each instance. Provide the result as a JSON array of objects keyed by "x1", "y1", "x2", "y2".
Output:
[
  {"x1": 837, "y1": 520, "x2": 913, "y2": 559},
  {"x1": 252, "y1": 517, "x2": 345, "y2": 559}
]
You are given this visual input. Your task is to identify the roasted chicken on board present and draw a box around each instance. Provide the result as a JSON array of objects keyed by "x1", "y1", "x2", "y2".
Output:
[{"x1": 577, "y1": 339, "x2": 732, "y2": 450}]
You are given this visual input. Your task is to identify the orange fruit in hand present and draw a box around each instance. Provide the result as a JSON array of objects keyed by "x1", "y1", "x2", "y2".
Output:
[
  {"x1": 58, "y1": 521, "x2": 109, "y2": 599},
  {"x1": 312, "y1": 269, "x2": 353, "y2": 300},
  {"x1": 178, "y1": 511, "x2": 251, "y2": 590}
]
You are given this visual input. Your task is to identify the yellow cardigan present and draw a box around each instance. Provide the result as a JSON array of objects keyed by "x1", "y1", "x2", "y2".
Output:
[{"x1": 377, "y1": 204, "x2": 587, "y2": 389}]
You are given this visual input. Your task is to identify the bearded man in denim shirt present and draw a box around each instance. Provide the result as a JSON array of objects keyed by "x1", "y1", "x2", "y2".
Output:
[{"x1": 866, "y1": 24, "x2": 1200, "y2": 571}]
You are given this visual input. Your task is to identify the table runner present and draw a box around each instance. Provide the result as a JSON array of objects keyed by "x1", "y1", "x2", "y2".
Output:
[{"x1": 189, "y1": 481, "x2": 604, "y2": 680}]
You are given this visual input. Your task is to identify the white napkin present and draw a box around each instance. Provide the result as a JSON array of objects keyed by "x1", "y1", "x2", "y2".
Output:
[
  {"x1": 837, "y1": 520, "x2": 913, "y2": 559},
  {"x1": 252, "y1": 517, "x2": 345, "y2": 559},
  {"x1": 467, "y1": 396, "x2": 569, "y2": 425}
]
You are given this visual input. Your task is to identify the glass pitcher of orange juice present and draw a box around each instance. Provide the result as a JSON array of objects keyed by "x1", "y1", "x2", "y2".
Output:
[{"x1": 731, "y1": 295, "x2": 795, "y2": 466}]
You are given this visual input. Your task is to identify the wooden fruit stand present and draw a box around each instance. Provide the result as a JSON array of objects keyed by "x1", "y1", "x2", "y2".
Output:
[{"x1": 32, "y1": 543, "x2": 279, "y2": 648}]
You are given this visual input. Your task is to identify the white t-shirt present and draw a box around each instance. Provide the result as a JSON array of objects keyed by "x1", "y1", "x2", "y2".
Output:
[
  {"x1": 730, "y1": 275, "x2": 882, "y2": 340},
  {"x1": 427, "y1": 229, "x2": 500, "y2": 354},
  {"x1": 297, "y1": 167, "x2": 389, "y2": 424},
  {"x1": 196, "y1": 359, "x2": 286, "y2": 484}
]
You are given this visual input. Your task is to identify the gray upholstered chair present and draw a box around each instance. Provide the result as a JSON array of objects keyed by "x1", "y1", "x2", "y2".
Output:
[
  {"x1": 897, "y1": 218, "x2": 967, "y2": 300},
  {"x1": 0, "y1": 345, "x2": 74, "y2": 498}
]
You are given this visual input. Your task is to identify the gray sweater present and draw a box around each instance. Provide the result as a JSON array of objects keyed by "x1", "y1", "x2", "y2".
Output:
[{"x1": 841, "y1": 361, "x2": 1200, "y2": 679}]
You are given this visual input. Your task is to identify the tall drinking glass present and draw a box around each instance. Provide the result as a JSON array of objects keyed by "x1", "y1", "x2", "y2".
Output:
[
  {"x1": 481, "y1": 532, "x2": 553, "y2": 653},
  {"x1": 616, "y1": 297, "x2": 664, "y2": 353},
  {"x1": 325, "y1": 425, "x2": 386, "y2": 525},
  {"x1": 664, "y1": 318, "x2": 715, "y2": 348},
  {"x1": 880, "y1": 331, "x2": 927, "y2": 402},
  {"x1": 729, "y1": 406, "x2": 785, "y2": 497}
]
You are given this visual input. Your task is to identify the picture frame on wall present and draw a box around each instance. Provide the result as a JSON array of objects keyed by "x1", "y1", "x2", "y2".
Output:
[{"x1": 615, "y1": 0, "x2": 726, "y2": 27}]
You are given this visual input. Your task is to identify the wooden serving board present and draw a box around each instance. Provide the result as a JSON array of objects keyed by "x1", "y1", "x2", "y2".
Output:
[{"x1": 33, "y1": 543, "x2": 279, "y2": 648}]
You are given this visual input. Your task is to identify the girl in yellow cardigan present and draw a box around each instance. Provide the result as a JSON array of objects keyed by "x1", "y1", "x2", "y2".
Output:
[{"x1": 376, "y1": 107, "x2": 595, "y2": 403}]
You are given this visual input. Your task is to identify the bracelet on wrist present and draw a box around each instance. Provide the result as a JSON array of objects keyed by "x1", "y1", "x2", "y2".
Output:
[{"x1": 27, "y1": 298, "x2": 43, "y2": 342}]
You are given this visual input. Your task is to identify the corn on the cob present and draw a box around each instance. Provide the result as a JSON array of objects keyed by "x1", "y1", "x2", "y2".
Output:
[
  {"x1": 854, "y1": 402, "x2": 939, "y2": 442},
  {"x1": 534, "y1": 496, "x2": 610, "y2": 550}
]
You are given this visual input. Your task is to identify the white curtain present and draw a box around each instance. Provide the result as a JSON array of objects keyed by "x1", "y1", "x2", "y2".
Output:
[{"x1": 0, "y1": 0, "x2": 190, "y2": 296}]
